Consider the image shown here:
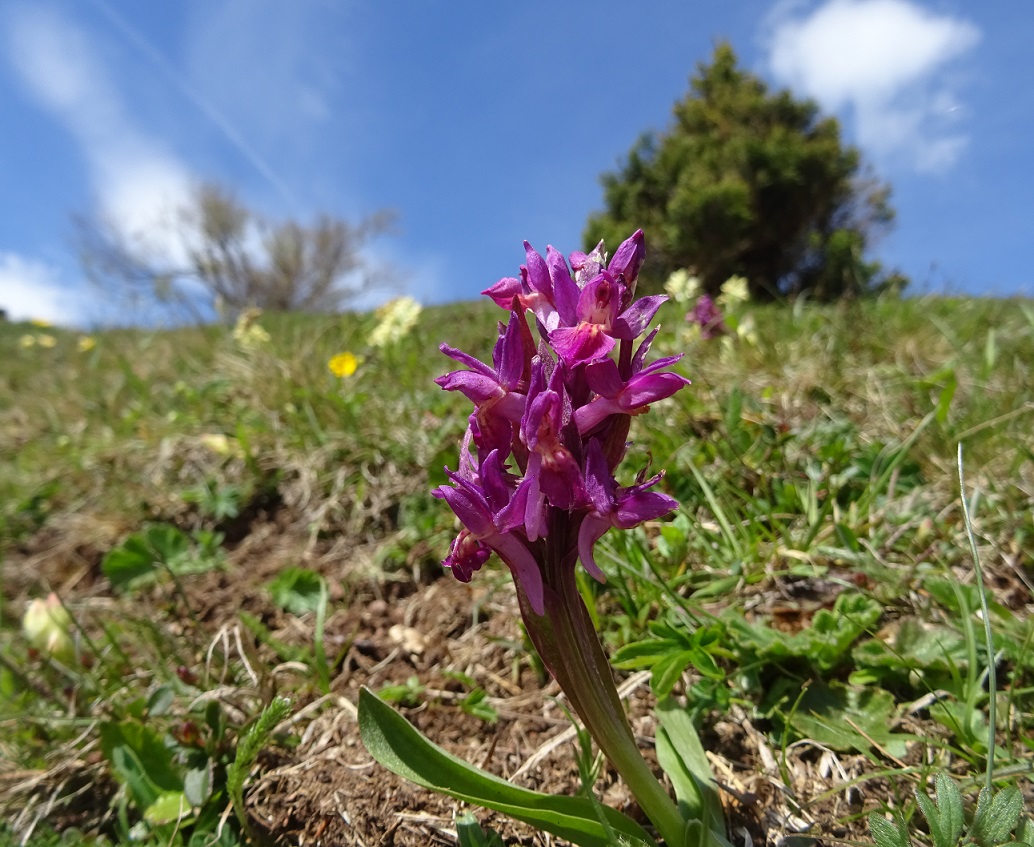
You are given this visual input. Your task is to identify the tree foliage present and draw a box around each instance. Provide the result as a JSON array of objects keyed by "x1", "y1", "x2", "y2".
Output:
[
  {"x1": 585, "y1": 43, "x2": 902, "y2": 301},
  {"x1": 78, "y1": 183, "x2": 395, "y2": 322}
]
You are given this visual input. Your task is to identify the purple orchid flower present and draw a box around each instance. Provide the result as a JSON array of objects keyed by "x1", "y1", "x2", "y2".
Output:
[
  {"x1": 431, "y1": 230, "x2": 700, "y2": 847},
  {"x1": 432, "y1": 448, "x2": 546, "y2": 612},
  {"x1": 435, "y1": 311, "x2": 533, "y2": 455},
  {"x1": 574, "y1": 328, "x2": 692, "y2": 435},
  {"x1": 691, "y1": 294, "x2": 727, "y2": 340},
  {"x1": 520, "y1": 355, "x2": 585, "y2": 513},
  {"x1": 577, "y1": 439, "x2": 679, "y2": 581}
]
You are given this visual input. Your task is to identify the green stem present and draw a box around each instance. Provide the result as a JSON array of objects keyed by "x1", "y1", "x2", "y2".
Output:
[{"x1": 520, "y1": 544, "x2": 688, "y2": 847}]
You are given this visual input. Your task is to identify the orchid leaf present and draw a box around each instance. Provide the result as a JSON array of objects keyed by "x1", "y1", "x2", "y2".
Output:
[
  {"x1": 655, "y1": 698, "x2": 729, "y2": 844},
  {"x1": 359, "y1": 687, "x2": 657, "y2": 847}
]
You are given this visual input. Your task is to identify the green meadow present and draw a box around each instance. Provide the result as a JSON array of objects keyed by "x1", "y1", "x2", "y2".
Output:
[{"x1": 2, "y1": 294, "x2": 1032, "y2": 846}]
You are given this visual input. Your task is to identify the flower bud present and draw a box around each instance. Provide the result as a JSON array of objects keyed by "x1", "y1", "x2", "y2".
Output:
[{"x1": 22, "y1": 593, "x2": 75, "y2": 663}]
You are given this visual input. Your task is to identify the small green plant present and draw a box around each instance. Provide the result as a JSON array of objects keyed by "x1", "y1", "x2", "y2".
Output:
[
  {"x1": 377, "y1": 675, "x2": 426, "y2": 708},
  {"x1": 181, "y1": 480, "x2": 245, "y2": 522},
  {"x1": 870, "y1": 775, "x2": 1030, "y2": 847},
  {"x1": 101, "y1": 524, "x2": 224, "y2": 592},
  {"x1": 869, "y1": 446, "x2": 1034, "y2": 847}
]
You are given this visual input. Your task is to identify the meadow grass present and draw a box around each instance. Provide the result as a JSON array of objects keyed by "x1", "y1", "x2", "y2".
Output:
[{"x1": 1, "y1": 294, "x2": 1032, "y2": 846}]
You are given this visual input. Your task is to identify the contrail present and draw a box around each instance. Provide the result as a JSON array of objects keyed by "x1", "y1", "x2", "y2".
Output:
[{"x1": 86, "y1": 0, "x2": 298, "y2": 211}]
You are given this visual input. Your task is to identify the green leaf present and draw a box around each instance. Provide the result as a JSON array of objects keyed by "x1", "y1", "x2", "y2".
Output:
[
  {"x1": 102, "y1": 535, "x2": 159, "y2": 590},
  {"x1": 915, "y1": 787, "x2": 949, "y2": 847},
  {"x1": 109, "y1": 744, "x2": 160, "y2": 812},
  {"x1": 789, "y1": 683, "x2": 911, "y2": 757},
  {"x1": 266, "y1": 567, "x2": 326, "y2": 615},
  {"x1": 100, "y1": 720, "x2": 184, "y2": 796},
  {"x1": 144, "y1": 791, "x2": 192, "y2": 826},
  {"x1": 358, "y1": 687, "x2": 657, "y2": 847},
  {"x1": 184, "y1": 762, "x2": 213, "y2": 807},
  {"x1": 934, "y1": 773, "x2": 964, "y2": 847},
  {"x1": 654, "y1": 698, "x2": 725, "y2": 836},
  {"x1": 651, "y1": 651, "x2": 695, "y2": 697},
  {"x1": 455, "y1": 813, "x2": 505, "y2": 847},
  {"x1": 869, "y1": 813, "x2": 911, "y2": 847},
  {"x1": 146, "y1": 684, "x2": 175, "y2": 717},
  {"x1": 972, "y1": 787, "x2": 1024, "y2": 847},
  {"x1": 145, "y1": 524, "x2": 190, "y2": 566},
  {"x1": 102, "y1": 525, "x2": 198, "y2": 590},
  {"x1": 460, "y1": 689, "x2": 499, "y2": 724}
]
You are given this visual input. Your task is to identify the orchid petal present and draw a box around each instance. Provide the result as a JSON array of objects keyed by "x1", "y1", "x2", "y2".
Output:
[
  {"x1": 613, "y1": 295, "x2": 667, "y2": 340},
  {"x1": 607, "y1": 229, "x2": 645, "y2": 288},
  {"x1": 576, "y1": 515, "x2": 610, "y2": 583}
]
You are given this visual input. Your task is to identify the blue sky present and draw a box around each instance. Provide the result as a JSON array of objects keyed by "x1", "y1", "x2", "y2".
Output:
[{"x1": 1, "y1": 0, "x2": 1030, "y2": 326}]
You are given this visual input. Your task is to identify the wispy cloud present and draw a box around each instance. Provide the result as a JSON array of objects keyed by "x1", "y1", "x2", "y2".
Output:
[
  {"x1": 6, "y1": 4, "x2": 195, "y2": 260},
  {"x1": 183, "y1": 0, "x2": 346, "y2": 161},
  {"x1": 765, "y1": 0, "x2": 980, "y2": 173},
  {"x1": 0, "y1": 252, "x2": 88, "y2": 326}
]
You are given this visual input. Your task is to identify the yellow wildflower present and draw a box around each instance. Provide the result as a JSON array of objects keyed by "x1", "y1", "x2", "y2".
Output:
[
  {"x1": 30, "y1": 318, "x2": 52, "y2": 327},
  {"x1": 368, "y1": 296, "x2": 421, "y2": 348},
  {"x1": 36, "y1": 334, "x2": 57, "y2": 348},
  {"x1": 78, "y1": 336, "x2": 96, "y2": 352},
  {"x1": 23, "y1": 593, "x2": 75, "y2": 663},
  {"x1": 328, "y1": 351, "x2": 361, "y2": 378},
  {"x1": 19, "y1": 334, "x2": 35, "y2": 348}
]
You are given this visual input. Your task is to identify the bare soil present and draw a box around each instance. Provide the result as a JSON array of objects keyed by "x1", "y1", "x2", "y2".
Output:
[{"x1": 6, "y1": 512, "x2": 1009, "y2": 847}]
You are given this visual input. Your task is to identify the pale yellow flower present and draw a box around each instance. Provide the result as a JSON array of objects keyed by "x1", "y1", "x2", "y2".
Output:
[
  {"x1": 78, "y1": 336, "x2": 96, "y2": 352},
  {"x1": 735, "y1": 313, "x2": 759, "y2": 346},
  {"x1": 19, "y1": 334, "x2": 35, "y2": 348},
  {"x1": 232, "y1": 308, "x2": 270, "y2": 349},
  {"x1": 664, "y1": 269, "x2": 700, "y2": 305},
  {"x1": 328, "y1": 351, "x2": 361, "y2": 378},
  {"x1": 36, "y1": 334, "x2": 57, "y2": 348},
  {"x1": 199, "y1": 433, "x2": 237, "y2": 456},
  {"x1": 368, "y1": 296, "x2": 421, "y2": 348},
  {"x1": 717, "y1": 275, "x2": 749, "y2": 309},
  {"x1": 30, "y1": 318, "x2": 52, "y2": 328},
  {"x1": 23, "y1": 593, "x2": 75, "y2": 663}
]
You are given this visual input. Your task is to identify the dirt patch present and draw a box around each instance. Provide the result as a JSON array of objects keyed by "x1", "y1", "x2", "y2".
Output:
[{"x1": 3, "y1": 515, "x2": 996, "y2": 847}]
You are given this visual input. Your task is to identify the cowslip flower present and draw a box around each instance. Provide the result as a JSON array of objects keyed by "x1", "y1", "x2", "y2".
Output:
[
  {"x1": 664, "y1": 268, "x2": 701, "y2": 306},
  {"x1": 23, "y1": 593, "x2": 75, "y2": 663},
  {"x1": 232, "y1": 308, "x2": 271, "y2": 348},
  {"x1": 328, "y1": 351, "x2": 361, "y2": 378},
  {"x1": 78, "y1": 336, "x2": 96, "y2": 352},
  {"x1": 368, "y1": 296, "x2": 421, "y2": 347},
  {"x1": 434, "y1": 230, "x2": 694, "y2": 847},
  {"x1": 717, "y1": 274, "x2": 749, "y2": 309}
]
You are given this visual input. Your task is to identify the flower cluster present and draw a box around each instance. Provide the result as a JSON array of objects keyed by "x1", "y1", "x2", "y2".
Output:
[
  {"x1": 433, "y1": 231, "x2": 690, "y2": 615},
  {"x1": 368, "y1": 296, "x2": 422, "y2": 347}
]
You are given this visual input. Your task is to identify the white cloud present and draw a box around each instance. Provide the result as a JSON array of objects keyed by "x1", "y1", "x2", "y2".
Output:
[
  {"x1": 7, "y1": 6, "x2": 196, "y2": 262},
  {"x1": 766, "y1": 0, "x2": 980, "y2": 172},
  {"x1": 0, "y1": 253, "x2": 88, "y2": 326}
]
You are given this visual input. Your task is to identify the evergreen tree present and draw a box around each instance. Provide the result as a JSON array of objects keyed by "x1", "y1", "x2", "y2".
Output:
[{"x1": 585, "y1": 43, "x2": 901, "y2": 300}]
